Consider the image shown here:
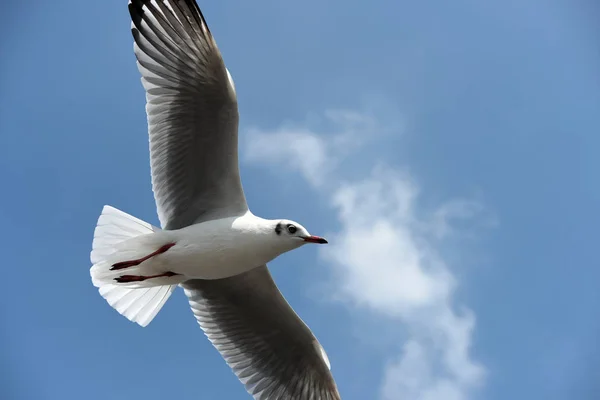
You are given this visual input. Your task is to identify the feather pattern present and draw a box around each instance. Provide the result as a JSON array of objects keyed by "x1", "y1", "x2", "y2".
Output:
[
  {"x1": 129, "y1": 0, "x2": 247, "y2": 230},
  {"x1": 182, "y1": 266, "x2": 342, "y2": 400}
]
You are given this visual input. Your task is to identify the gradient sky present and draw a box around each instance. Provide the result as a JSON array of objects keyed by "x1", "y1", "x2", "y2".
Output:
[{"x1": 1, "y1": 1, "x2": 599, "y2": 399}]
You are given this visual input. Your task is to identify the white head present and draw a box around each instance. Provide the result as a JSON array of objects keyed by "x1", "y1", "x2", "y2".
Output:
[{"x1": 272, "y1": 219, "x2": 328, "y2": 251}]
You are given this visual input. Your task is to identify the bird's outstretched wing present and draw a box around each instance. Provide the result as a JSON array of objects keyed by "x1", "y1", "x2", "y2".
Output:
[
  {"x1": 182, "y1": 266, "x2": 342, "y2": 400},
  {"x1": 129, "y1": 0, "x2": 247, "y2": 230}
]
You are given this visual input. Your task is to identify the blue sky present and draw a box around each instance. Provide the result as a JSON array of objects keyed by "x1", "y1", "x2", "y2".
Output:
[{"x1": 1, "y1": 1, "x2": 599, "y2": 399}]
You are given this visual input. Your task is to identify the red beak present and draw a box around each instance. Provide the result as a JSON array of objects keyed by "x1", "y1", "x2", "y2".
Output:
[{"x1": 303, "y1": 235, "x2": 328, "y2": 244}]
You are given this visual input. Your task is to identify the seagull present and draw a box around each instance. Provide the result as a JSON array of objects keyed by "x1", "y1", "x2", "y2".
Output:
[{"x1": 89, "y1": 0, "x2": 341, "y2": 399}]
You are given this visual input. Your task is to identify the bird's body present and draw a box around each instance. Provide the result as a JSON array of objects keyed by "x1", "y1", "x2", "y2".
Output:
[
  {"x1": 92, "y1": 210, "x2": 311, "y2": 284},
  {"x1": 159, "y1": 212, "x2": 287, "y2": 279},
  {"x1": 89, "y1": 1, "x2": 341, "y2": 398}
]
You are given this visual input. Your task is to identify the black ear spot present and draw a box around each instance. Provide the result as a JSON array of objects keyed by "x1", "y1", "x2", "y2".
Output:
[{"x1": 275, "y1": 222, "x2": 282, "y2": 235}]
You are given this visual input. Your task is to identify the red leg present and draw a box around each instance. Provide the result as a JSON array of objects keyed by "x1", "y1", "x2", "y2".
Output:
[
  {"x1": 114, "y1": 271, "x2": 179, "y2": 283},
  {"x1": 110, "y1": 243, "x2": 176, "y2": 271}
]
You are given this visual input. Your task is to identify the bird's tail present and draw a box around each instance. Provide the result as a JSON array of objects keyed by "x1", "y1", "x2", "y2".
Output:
[{"x1": 90, "y1": 205, "x2": 182, "y2": 327}]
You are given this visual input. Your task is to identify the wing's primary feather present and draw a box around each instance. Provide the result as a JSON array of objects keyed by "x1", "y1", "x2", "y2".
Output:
[
  {"x1": 182, "y1": 266, "x2": 342, "y2": 400},
  {"x1": 129, "y1": 0, "x2": 247, "y2": 230}
]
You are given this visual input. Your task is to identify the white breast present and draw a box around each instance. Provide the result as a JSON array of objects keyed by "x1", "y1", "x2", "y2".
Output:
[{"x1": 160, "y1": 214, "x2": 278, "y2": 279}]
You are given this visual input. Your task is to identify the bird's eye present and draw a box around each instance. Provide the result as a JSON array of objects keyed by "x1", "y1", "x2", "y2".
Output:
[{"x1": 287, "y1": 224, "x2": 297, "y2": 234}]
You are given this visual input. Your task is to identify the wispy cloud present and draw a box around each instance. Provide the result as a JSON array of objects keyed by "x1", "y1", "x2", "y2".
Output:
[
  {"x1": 245, "y1": 110, "x2": 376, "y2": 187},
  {"x1": 244, "y1": 110, "x2": 491, "y2": 400}
]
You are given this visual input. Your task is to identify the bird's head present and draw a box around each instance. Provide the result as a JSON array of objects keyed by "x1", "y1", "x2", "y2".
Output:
[{"x1": 273, "y1": 219, "x2": 328, "y2": 250}]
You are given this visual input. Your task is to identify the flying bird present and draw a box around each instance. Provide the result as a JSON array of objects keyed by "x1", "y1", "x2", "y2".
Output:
[{"x1": 89, "y1": 0, "x2": 341, "y2": 399}]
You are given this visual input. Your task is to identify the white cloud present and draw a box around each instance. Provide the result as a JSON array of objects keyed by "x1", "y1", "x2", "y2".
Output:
[
  {"x1": 244, "y1": 110, "x2": 490, "y2": 400},
  {"x1": 245, "y1": 128, "x2": 330, "y2": 186},
  {"x1": 244, "y1": 110, "x2": 380, "y2": 187}
]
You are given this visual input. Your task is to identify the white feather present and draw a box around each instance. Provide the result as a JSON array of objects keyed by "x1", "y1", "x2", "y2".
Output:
[{"x1": 90, "y1": 205, "x2": 178, "y2": 326}]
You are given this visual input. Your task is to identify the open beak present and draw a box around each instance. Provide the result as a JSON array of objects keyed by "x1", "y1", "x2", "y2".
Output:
[{"x1": 303, "y1": 235, "x2": 328, "y2": 244}]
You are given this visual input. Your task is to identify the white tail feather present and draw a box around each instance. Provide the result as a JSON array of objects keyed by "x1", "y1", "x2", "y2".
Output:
[
  {"x1": 90, "y1": 205, "x2": 178, "y2": 326},
  {"x1": 99, "y1": 284, "x2": 176, "y2": 327}
]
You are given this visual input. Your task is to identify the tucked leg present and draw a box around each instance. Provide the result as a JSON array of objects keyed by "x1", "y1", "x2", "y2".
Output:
[
  {"x1": 110, "y1": 243, "x2": 176, "y2": 270},
  {"x1": 114, "y1": 271, "x2": 179, "y2": 283}
]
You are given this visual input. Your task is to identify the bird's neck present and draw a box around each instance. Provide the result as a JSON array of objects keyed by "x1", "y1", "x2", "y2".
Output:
[{"x1": 233, "y1": 213, "x2": 274, "y2": 237}]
